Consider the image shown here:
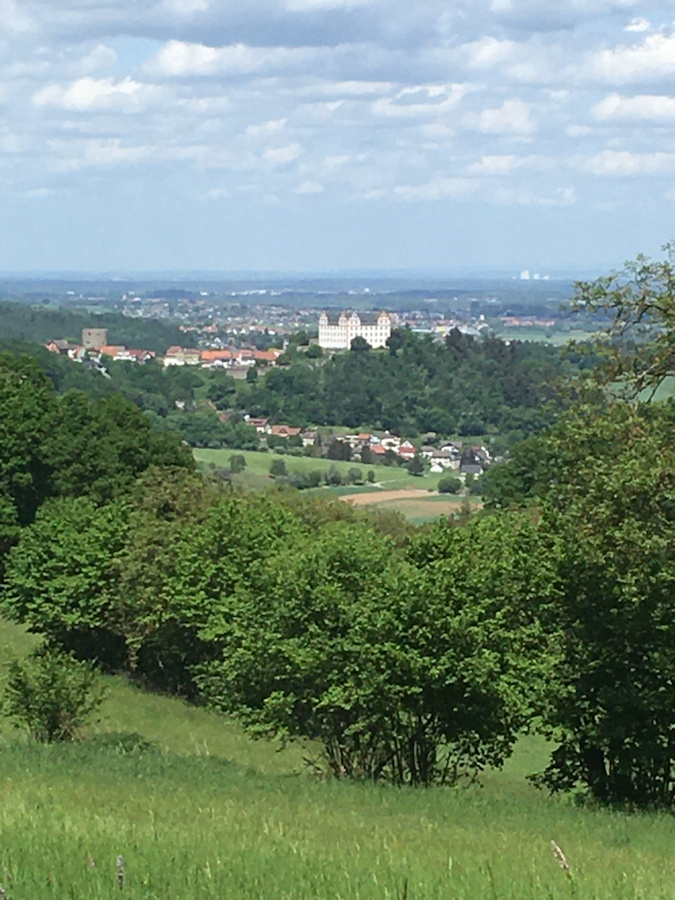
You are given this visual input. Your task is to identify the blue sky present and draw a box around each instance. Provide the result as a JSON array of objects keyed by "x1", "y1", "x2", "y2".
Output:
[{"x1": 2, "y1": 0, "x2": 675, "y2": 274}]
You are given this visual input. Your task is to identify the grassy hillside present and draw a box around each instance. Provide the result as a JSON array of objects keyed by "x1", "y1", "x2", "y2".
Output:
[
  {"x1": 194, "y1": 448, "x2": 470, "y2": 522},
  {"x1": 195, "y1": 447, "x2": 443, "y2": 489},
  {"x1": 194, "y1": 449, "x2": 442, "y2": 491},
  {"x1": 2, "y1": 619, "x2": 675, "y2": 898}
]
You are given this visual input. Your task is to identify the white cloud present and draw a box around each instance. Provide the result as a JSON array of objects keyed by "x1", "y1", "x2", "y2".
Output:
[
  {"x1": 296, "y1": 180, "x2": 324, "y2": 192},
  {"x1": 464, "y1": 36, "x2": 517, "y2": 69},
  {"x1": 624, "y1": 17, "x2": 650, "y2": 33},
  {"x1": 469, "y1": 154, "x2": 518, "y2": 175},
  {"x1": 584, "y1": 150, "x2": 675, "y2": 176},
  {"x1": 389, "y1": 176, "x2": 478, "y2": 201},
  {"x1": 373, "y1": 83, "x2": 471, "y2": 119},
  {"x1": 566, "y1": 123, "x2": 592, "y2": 137},
  {"x1": 246, "y1": 119, "x2": 287, "y2": 138},
  {"x1": 33, "y1": 77, "x2": 162, "y2": 112},
  {"x1": 3, "y1": 0, "x2": 675, "y2": 269},
  {"x1": 593, "y1": 33, "x2": 675, "y2": 84},
  {"x1": 304, "y1": 80, "x2": 392, "y2": 98},
  {"x1": 490, "y1": 0, "x2": 513, "y2": 12},
  {"x1": 75, "y1": 44, "x2": 118, "y2": 75},
  {"x1": 477, "y1": 98, "x2": 535, "y2": 134},
  {"x1": 147, "y1": 40, "x2": 316, "y2": 77},
  {"x1": 489, "y1": 184, "x2": 576, "y2": 206},
  {"x1": 592, "y1": 92, "x2": 675, "y2": 122},
  {"x1": 264, "y1": 143, "x2": 303, "y2": 164},
  {"x1": 47, "y1": 138, "x2": 151, "y2": 171},
  {"x1": 203, "y1": 186, "x2": 230, "y2": 200}
]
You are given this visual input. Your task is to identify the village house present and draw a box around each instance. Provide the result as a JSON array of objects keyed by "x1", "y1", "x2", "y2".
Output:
[
  {"x1": 397, "y1": 440, "x2": 416, "y2": 461},
  {"x1": 369, "y1": 442, "x2": 387, "y2": 457},
  {"x1": 98, "y1": 344, "x2": 127, "y2": 359},
  {"x1": 96, "y1": 345, "x2": 154, "y2": 363},
  {"x1": 430, "y1": 450, "x2": 460, "y2": 473},
  {"x1": 45, "y1": 339, "x2": 74, "y2": 355},
  {"x1": 200, "y1": 349, "x2": 234, "y2": 367},
  {"x1": 254, "y1": 349, "x2": 283, "y2": 365},
  {"x1": 460, "y1": 447, "x2": 487, "y2": 476},
  {"x1": 113, "y1": 348, "x2": 155, "y2": 363},
  {"x1": 269, "y1": 425, "x2": 302, "y2": 438},
  {"x1": 163, "y1": 346, "x2": 201, "y2": 367},
  {"x1": 379, "y1": 432, "x2": 401, "y2": 451},
  {"x1": 246, "y1": 417, "x2": 269, "y2": 433}
]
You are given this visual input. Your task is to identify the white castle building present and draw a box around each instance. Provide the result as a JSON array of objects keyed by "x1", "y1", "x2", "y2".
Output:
[{"x1": 318, "y1": 310, "x2": 392, "y2": 350}]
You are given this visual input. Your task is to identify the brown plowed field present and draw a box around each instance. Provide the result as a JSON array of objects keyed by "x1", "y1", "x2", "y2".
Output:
[{"x1": 341, "y1": 489, "x2": 431, "y2": 506}]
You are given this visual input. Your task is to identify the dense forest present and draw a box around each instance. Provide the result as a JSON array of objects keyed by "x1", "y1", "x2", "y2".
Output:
[
  {"x1": 0, "y1": 353, "x2": 193, "y2": 573},
  {"x1": 0, "y1": 301, "x2": 185, "y2": 354}
]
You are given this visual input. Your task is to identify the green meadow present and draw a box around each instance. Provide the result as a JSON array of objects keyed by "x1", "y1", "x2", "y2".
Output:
[
  {"x1": 495, "y1": 328, "x2": 593, "y2": 346},
  {"x1": 2, "y1": 619, "x2": 675, "y2": 899},
  {"x1": 194, "y1": 447, "x2": 445, "y2": 489},
  {"x1": 193, "y1": 448, "x2": 468, "y2": 522}
]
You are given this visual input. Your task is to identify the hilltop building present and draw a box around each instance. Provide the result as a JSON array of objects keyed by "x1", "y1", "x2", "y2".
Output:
[
  {"x1": 318, "y1": 310, "x2": 391, "y2": 350},
  {"x1": 82, "y1": 328, "x2": 108, "y2": 351}
]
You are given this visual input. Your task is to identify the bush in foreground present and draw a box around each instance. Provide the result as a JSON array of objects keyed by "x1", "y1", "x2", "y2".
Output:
[{"x1": 3, "y1": 646, "x2": 106, "y2": 742}]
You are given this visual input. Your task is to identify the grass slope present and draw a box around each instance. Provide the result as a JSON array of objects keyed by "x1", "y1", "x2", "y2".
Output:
[
  {"x1": 2, "y1": 619, "x2": 675, "y2": 897},
  {"x1": 195, "y1": 447, "x2": 443, "y2": 489},
  {"x1": 194, "y1": 449, "x2": 467, "y2": 522}
]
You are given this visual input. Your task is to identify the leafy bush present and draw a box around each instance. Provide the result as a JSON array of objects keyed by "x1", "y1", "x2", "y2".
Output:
[
  {"x1": 196, "y1": 514, "x2": 558, "y2": 785},
  {"x1": 229, "y1": 454, "x2": 246, "y2": 474},
  {"x1": 3, "y1": 646, "x2": 106, "y2": 742},
  {"x1": 437, "y1": 475, "x2": 462, "y2": 494},
  {"x1": 269, "y1": 458, "x2": 288, "y2": 478},
  {"x1": 406, "y1": 454, "x2": 425, "y2": 476},
  {"x1": 326, "y1": 464, "x2": 342, "y2": 486}
]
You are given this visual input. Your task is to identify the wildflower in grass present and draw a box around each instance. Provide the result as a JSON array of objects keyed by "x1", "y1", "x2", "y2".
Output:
[
  {"x1": 550, "y1": 840, "x2": 571, "y2": 876},
  {"x1": 0, "y1": 883, "x2": 6, "y2": 899}
]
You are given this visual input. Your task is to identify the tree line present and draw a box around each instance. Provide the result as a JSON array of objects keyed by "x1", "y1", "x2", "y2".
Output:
[
  {"x1": 240, "y1": 328, "x2": 574, "y2": 443},
  {"x1": 1, "y1": 248, "x2": 675, "y2": 807},
  {"x1": 0, "y1": 301, "x2": 186, "y2": 354},
  {"x1": 0, "y1": 353, "x2": 193, "y2": 576}
]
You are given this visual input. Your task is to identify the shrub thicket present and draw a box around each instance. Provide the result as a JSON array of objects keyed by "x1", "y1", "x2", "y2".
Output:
[{"x1": 3, "y1": 646, "x2": 106, "y2": 742}]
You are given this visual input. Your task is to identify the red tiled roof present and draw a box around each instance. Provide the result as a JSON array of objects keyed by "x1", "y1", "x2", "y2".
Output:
[
  {"x1": 201, "y1": 350, "x2": 233, "y2": 362},
  {"x1": 270, "y1": 425, "x2": 302, "y2": 437}
]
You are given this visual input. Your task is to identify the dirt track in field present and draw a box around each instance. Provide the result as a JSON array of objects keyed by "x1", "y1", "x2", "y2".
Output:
[{"x1": 340, "y1": 489, "x2": 434, "y2": 506}]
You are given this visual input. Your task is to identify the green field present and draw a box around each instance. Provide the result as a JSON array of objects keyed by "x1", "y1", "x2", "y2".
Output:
[
  {"x1": 495, "y1": 328, "x2": 594, "y2": 346},
  {"x1": 2, "y1": 618, "x2": 675, "y2": 898},
  {"x1": 193, "y1": 449, "x2": 469, "y2": 522},
  {"x1": 195, "y1": 448, "x2": 445, "y2": 489}
]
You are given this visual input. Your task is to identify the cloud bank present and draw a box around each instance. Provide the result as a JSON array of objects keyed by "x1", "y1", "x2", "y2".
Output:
[{"x1": 1, "y1": 0, "x2": 675, "y2": 270}]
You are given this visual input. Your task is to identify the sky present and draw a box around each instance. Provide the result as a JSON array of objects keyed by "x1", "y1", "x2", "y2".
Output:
[{"x1": 2, "y1": 0, "x2": 675, "y2": 275}]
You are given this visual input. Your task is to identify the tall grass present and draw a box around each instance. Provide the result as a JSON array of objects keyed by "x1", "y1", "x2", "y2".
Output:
[
  {"x1": 1, "y1": 737, "x2": 675, "y2": 898},
  {"x1": 2, "y1": 620, "x2": 675, "y2": 898}
]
